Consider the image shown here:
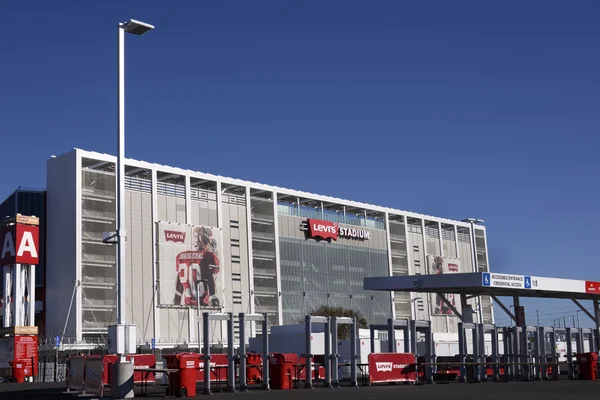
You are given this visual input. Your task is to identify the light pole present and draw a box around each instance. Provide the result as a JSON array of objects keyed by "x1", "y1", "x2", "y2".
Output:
[
  {"x1": 112, "y1": 18, "x2": 154, "y2": 399},
  {"x1": 576, "y1": 310, "x2": 581, "y2": 328}
]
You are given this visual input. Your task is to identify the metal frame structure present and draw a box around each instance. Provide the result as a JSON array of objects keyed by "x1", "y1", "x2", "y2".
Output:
[
  {"x1": 303, "y1": 315, "x2": 331, "y2": 389},
  {"x1": 369, "y1": 318, "x2": 410, "y2": 353},
  {"x1": 201, "y1": 312, "x2": 236, "y2": 394},
  {"x1": 330, "y1": 316, "x2": 358, "y2": 388},
  {"x1": 238, "y1": 312, "x2": 270, "y2": 392}
]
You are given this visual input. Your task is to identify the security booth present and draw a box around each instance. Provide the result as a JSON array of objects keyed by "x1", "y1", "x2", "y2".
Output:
[
  {"x1": 364, "y1": 271, "x2": 600, "y2": 385},
  {"x1": 0, "y1": 326, "x2": 38, "y2": 383}
]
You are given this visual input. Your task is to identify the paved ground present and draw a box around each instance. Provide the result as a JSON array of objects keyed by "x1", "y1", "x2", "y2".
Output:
[{"x1": 2, "y1": 380, "x2": 600, "y2": 400}]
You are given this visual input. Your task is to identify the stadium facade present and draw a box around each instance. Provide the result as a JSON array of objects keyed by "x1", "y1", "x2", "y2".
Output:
[{"x1": 45, "y1": 148, "x2": 493, "y2": 348}]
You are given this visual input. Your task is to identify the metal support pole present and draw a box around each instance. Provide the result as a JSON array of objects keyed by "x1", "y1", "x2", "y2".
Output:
[
  {"x1": 331, "y1": 316, "x2": 339, "y2": 387},
  {"x1": 538, "y1": 327, "x2": 546, "y2": 380},
  {"x1": 402, "y1": 326, "x2": 410, "y2": 353},
  {"x1": 477, "y1": 324, "x2": 486, "y2": 382},
  {"x1": 369, "y1": 325, "x2": 375, "y2": 354},
  {"x1": 550, "y1": 328, "x2": 558, "y2": 381},
  {"x1": 350, "y1": 318, "x2": 358, "y2": 387},
  {"x1": 324, "y1": 318, "x2": 332, "y2": 388},
  {"x1": 409, "y1": 320, "x2": 417, "y2": 355},
  {"x1": 227, "y1": 313, "x2": 235, "y2": 392},
  {"x1": 305, "y1": 315, "x2": 314, "y2": 389},
  {"x1": 387, "y1": 318, "x2": 395, "y2": 353},
  {"x1": 472, "y1": 327, "x2": 481, "y2": 383},
  {"x1": 594, "y1": 298, "x2": 600, "y2": 352},
  {"x1": 202, "y1": 312, "x2": 212, "y2": 395},
  {"x1": 502, "y1": 327, "x2": 511, "y2": 379},
  {"x1": 238, "y1": 313, "x2": 248, "y2": 392},
  {"x1": 520, "y1": 327, "x2": 530, "y2": 381},
  {"x1": 458, "y1": 322, "x2": 466, "y2": 383},
  {"x1": 261, "y1": 315, "x2": 270, "y2": 391},
  {"x1": 566, "y1": 327, "x2": 574, "y2": 380},
  {"x1": 491, "y1": 327, "x2": 499, "y2": 381},
  {"x1": 425, "y1": 324, "x2": 435, "y2": 384}
]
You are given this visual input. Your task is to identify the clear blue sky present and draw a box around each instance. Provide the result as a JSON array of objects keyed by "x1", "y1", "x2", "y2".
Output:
[{"x1": 1, "y1": 1, "x2": 599, "y2": 327}]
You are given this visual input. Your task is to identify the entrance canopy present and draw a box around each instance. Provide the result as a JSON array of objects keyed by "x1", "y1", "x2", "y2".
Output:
[{"x1": 364, "y1": 272, "x2": 600, "y2": 301}]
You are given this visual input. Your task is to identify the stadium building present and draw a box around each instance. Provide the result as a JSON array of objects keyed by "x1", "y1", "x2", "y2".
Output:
[{"x1": 45, "y1": 148, "x2": 494, "y2": 349}]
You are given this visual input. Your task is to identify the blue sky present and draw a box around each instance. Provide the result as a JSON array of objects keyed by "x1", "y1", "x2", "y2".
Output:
[{"x1": 1, "y1": 1, "x2": 599, "y2": 327}]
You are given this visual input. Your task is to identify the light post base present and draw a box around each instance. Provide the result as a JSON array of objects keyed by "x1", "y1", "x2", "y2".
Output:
[{"x1": 110, "y1": 361, "x2": 134, "y2": 399}]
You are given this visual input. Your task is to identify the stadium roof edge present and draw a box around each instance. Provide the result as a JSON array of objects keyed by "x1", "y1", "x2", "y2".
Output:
[{"x1": 67, "y1": 147, "x2": 481, "y2": 228}]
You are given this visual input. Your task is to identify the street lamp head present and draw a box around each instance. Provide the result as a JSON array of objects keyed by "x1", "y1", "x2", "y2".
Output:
[
  {"x1": 461, "y1": 218, "x2": 485, "y2": 224},
  {"x1": 121, "y1": 19, "x2": 155, "y2": 36}
]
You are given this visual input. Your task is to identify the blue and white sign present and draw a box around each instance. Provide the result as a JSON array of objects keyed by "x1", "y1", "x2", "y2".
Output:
[
  {"x1": 481, "y1": 273, "x2": 527, "y2": 289},
  {"x1": 524, "y1": 276, "x2": 532, "y2": 289},
  {"x1": 151, "y1": 338, "x2": 155, "y2": 350},
  {"x1": 482, "y1": 273, "x2": 491, "y2": 287},
  {"x1": 55, "y1": 335, "x2": 61, "y2": 348}
]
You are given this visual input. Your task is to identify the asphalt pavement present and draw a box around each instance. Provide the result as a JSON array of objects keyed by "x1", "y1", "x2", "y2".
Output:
[{"x1": 2, "y1": 379, "x2": 600, "y2": 400}]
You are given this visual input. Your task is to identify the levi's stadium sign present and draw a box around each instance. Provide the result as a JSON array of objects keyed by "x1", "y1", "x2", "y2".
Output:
[{"x1": 306, "y1": 218, "x2": 371, "y2": 241}]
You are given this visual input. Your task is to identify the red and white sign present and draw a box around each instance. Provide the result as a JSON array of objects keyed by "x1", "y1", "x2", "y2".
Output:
[
  {"x1": 306, "y1": 219, "x2": 371, "y2": 241},
  {"x1": 164, "y1": 230, "x2": 186, "y2": 243},
  {"x1": 586, "y1": 281, "x2": 600, "y2": 294},
  {"x1": 307, "y1": 219, "x2": 338, "y2": 241},
  {"x1": 0, "y1": 224, "x2": 39, "y2": 265},
  {"x1": 368, "y1": 353, "x2": 417, "y2": 384}
]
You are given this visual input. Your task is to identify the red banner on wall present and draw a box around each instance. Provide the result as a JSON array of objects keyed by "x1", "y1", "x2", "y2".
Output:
[{"x1": 368, "y1": 353, "x2": 417, "y2": 384}]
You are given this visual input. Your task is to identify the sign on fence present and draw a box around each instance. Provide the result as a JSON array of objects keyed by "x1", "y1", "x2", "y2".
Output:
[{"x1": 368, "y1": 353, "x2": 417, "y2": 384}]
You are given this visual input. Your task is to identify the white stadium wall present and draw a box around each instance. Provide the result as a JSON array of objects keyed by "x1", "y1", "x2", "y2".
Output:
[{"x1": 45, "y1": 148, "x2": 493, "y2": 347}]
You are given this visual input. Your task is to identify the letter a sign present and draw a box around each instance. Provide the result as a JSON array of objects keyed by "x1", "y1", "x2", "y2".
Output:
[{"x1": 0, "y1": 224, "x2": 39, "y2": 265}]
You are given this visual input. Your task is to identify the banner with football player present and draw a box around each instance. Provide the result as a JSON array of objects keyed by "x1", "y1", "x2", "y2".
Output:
[
  {"x1": 156, "y1": 222, "x2": 223, "y2": 308},
  {"x1": 428, "y1": 255, "x2": 460, "y2": 316}
]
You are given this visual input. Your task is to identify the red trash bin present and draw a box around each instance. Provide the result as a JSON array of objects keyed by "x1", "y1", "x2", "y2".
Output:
[
  {"x1": 164, "y1": 353, "x2": 201, "y2": 397},
  {"x1": 270, "y1": 353, "x2": 295, "y2": 390},
  {"x1": 576, "y1": 353, "x2": 598, "y2": 380},
  {"x1": 11, "y1": 360, "x2": 25, "y2": 383}
]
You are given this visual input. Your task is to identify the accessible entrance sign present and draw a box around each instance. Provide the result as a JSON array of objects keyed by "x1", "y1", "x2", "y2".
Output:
[{"x1": 482, "y1": 273, "x2": 531, "y2": 290}]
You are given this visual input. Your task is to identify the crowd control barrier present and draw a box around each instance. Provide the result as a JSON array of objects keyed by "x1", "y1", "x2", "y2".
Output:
[
  {"x1": 246, "y1": 353, "x2": 263, "y2": 384},
  {"x1": 368, "y1": 353, "x2": 417, "y2": 385},
  {"x1": 83, "y1": 356, "x2": 104, "y2": 397},
  {"x1": 66, "y1": 356, "x2": 86, "y2": 392},
  {"x1": 102, "y1": 354, "x2": 157, "y2": 385},
  {"x1": 270, "y1": 353, "x2": 295, "y2": 390},
  {"x1": 66, "y1": 355, "x2": 104, "y2": 396},
  {"x1": 196, "y1": 353, "x2": 228, "y2": 382}
]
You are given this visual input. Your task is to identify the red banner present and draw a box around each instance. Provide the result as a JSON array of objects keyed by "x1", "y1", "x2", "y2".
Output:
[
  {"x1": 368, "y1": 353, "x2": 417, "y2": 384},
  {"x1": 586, "y1": 281, "x2": 600, "y2": 294}
]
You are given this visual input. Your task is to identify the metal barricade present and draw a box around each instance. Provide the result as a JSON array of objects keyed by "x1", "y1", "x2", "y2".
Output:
[
  {"x1": 83, "y1": 357, "x2": 104, "y2": 397},
  {"x1": 66, "y1": 356, "x2": 85, "y2": 392}
]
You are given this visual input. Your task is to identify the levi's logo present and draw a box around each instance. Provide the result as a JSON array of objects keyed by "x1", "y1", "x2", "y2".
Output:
[
  {"x1": 376, "y1": 362, "x2": 393, "y2": 372},
  {"x1": 165, "y1": 230, "x2": 186, "y2": 243},
  {"x1": 307, "y1": 219, "x2": 338, "y2": 241},
  {"x1": 448, "y1": 263, "x2": 459, "y2": 272}
]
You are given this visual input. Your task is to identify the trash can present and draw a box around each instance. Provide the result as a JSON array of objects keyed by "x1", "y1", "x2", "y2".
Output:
[
  {"x1": 164, "y1": 353, "x2": 201, "y2": 397},
  {"x1": 11, "y1": 360, "x2": 25, "y2": 383},
  {"x1": 246, "y1": 353, "x2": 263, "y2": 384},
  {"x1": 270, "y1": 353, "x2": 295, "y2": 390},
  {"x1": 575, "y1": 353, "x2": 598, "y2": 380}
]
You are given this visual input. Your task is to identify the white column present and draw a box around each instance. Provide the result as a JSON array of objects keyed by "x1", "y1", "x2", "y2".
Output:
[
  {"x1": 28, "y1": 265, "x2": 35, "y2": 326},
  {"x1": 245, "y1": 186, "x2": 256, "y2": 336},
  {"x1": 438, "y1": 222, "x2": 444, "y2": 257},
  {"x1": 384, "y1": 212, "x2": 395, "y2": 320},
  {"x1": 12, "y1": 264, "x2": 22, "y2": 326},
  {"x1": 3, "y1": 266, "x2": 11, "y2": 327},
  {"x1": 150, "y1": 168, "x2": 160, "y2": 345},
  {"x1": 272, "y1": 191, "x2": 283, "y2": 325},
  {"x1": 185, "y1": 175, "x2": 194, "y2": 344}
]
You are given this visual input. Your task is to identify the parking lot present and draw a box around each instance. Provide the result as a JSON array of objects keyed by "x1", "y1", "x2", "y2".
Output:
[{"x1": 3, "y1": 380, "x2": 600, "y2": 400}]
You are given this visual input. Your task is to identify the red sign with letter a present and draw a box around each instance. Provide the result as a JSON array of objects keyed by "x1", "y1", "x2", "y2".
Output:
[
  {"x1": 0, "y1": 224, "x2": 39, "y2": 265},
  {"x1": 368, "y1": 353, "x2": 417, "y2": 384}
]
